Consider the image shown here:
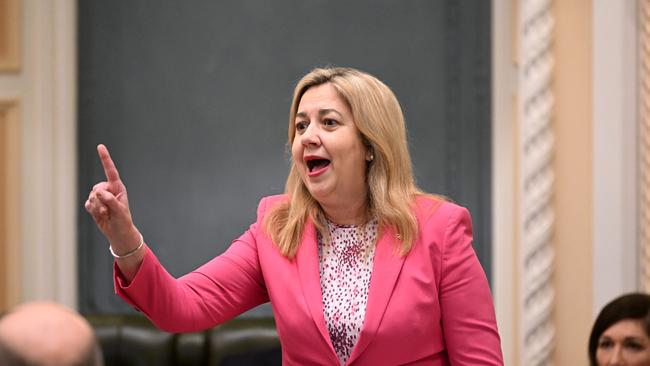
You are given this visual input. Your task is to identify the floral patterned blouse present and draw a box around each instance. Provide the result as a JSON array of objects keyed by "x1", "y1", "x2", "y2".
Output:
[{"x1": 318, "y1": 219, "x2": 378, "y2": 365}]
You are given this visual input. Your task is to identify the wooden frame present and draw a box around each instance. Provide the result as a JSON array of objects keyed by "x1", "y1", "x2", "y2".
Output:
[
  {"x1": 0, "y1": 100, "x2": 20, "y2": 310},
  {"x1": 0, "y1": 0, "x2": 20, "y2": 71}
]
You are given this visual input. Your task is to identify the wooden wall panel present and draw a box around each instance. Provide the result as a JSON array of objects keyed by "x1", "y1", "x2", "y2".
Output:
[
  {"x1": 0, "y1": 0, "x2": 20, "y2": 71},
  {"x1": 0, "y1": 100, "x2": 20, "y2": 311},
  {"x1": 0, "y1": 106, "x2": 6, "y2": 309}
]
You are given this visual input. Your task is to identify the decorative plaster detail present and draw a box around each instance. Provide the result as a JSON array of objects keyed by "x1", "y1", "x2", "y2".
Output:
[
  {"x1": 641, "y1": 0, "x2": 650, "y2": 292},
  {"x1": 518, "y1": 0, "x2": 555, "y2": 364}
]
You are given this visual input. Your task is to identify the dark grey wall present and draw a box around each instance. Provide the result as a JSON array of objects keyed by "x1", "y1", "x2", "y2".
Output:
[{"x1": 78, "y1": 1, "x2": 491, "y2": 314}]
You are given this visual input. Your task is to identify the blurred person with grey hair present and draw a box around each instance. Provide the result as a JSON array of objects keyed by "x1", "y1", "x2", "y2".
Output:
[{"x1": 0, "y1": 302, "x2": 103, "y2": 366}]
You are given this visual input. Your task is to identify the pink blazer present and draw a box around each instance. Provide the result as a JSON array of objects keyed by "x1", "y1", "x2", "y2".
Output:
[{"x1": 115, "y1": 195, "x2": 503, "y2": 365}]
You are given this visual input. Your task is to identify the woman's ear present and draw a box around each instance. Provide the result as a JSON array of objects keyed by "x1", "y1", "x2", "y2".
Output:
[{"x1": 362, "y1": 137, "x2": 374, "y2": 162}]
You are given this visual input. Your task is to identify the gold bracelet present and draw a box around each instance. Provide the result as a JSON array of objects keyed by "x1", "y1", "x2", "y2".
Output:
[{"x1": 109, "y1": 233, "x2": 144, "y2": 259}]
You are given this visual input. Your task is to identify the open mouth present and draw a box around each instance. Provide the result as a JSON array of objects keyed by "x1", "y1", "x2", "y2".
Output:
[{"x1": 306, "y1": 158, "x2": 331, "y2": 172}]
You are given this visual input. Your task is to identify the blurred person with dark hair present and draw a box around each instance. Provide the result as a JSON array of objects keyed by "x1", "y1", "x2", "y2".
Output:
[
  {"x1": 589, "y1": 293, "x2": 650, "y2": 366},
  {"x1": 0, "y1": 302, "x2": 103, "y2": 366}
]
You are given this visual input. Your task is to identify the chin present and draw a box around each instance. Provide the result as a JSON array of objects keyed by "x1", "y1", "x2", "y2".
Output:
[{"x1": 304, "y1": 185, "x2": 332, "y2": 204}]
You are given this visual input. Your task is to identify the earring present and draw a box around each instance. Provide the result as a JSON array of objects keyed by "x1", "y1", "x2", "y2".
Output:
[{"x1": 367, "y1": 154, "x2": 374, "y2": 162}]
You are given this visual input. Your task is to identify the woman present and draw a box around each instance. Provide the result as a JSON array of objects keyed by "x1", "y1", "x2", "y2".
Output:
[
  {"x1": 589, "y1": 293, "x2": 650, "y2": 366},
  {"x1": 85, "y1": 67, "x2": 503, "y2": 365}
]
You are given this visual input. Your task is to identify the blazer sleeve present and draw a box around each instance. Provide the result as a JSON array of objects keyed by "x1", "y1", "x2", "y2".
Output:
[
  {"x1": 113, "y1": 198, "x2": 271, "y2": 333},
  {"x1": 439, "y1": 205, "x2": 503, "y2": 365}
]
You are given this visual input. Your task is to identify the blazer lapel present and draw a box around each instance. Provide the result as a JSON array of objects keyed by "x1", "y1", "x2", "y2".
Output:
[
  {"x1": 346, "y1": 228, "x2": 406, "y2": 365},
  {"x1": 296, "y1": 218, "x2": 338, "y2": 358}
]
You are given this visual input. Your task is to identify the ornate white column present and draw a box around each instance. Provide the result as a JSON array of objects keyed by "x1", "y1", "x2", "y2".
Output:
[
  {"x1": 17, "y1": 0, "x2": 77, "y2": 308},
  {"x1": 517, "y1": 0, "x2": 555, "y2": 364}
]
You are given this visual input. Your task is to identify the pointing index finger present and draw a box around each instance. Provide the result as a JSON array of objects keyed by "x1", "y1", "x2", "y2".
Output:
[{"x1": 97, "y1": 144, "x2": 121, "y2": 183}]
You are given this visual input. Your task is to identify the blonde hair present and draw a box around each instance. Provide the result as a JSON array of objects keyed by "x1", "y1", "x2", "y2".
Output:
[{"x1": 264, "y1": 67, "x2": 431, "y2": 258}]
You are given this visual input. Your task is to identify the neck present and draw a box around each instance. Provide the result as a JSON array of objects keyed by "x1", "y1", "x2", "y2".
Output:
[{"x1": 320, "y1": 197, "x2": 368, "y2": 226}]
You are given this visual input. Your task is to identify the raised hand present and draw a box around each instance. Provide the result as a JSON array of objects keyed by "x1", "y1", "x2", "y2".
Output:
[{"x1": 85, "y1": 144, "x2": 141, "y2": 257}]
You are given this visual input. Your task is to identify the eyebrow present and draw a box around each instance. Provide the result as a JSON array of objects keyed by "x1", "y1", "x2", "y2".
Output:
[
  {"x1": 295, "y1": 108, "x2": 343, "y2": 119},
  {"x1": 624, "y1": 336, "x2": 647, "y2": 342},
  {"x1": 600, "y1": 335, "x2": 648, "y2": 343}
]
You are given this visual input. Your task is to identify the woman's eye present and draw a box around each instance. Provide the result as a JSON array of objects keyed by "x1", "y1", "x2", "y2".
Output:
[
  {"x1": 598, "y1": 340, "x2": 613, "y2": 349},
  {"x1": 295, "y1": 121, "x2": 308, "y2": 133},
  {"x1": 625, "y1": 341, "x2": 646, "y2": 351},
  {"x1": 323, "y1": 119, "x2": 338, "y2": 127}
]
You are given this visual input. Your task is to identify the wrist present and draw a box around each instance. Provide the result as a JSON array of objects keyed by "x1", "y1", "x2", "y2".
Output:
[{"x1": 109, "y1": 228, "x2": 144, "y2": 259}]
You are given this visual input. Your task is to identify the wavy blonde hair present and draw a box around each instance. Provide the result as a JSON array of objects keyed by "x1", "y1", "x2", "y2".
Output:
[{"x1": 264, "y1": 67, "x2": 430, "y2": 258}]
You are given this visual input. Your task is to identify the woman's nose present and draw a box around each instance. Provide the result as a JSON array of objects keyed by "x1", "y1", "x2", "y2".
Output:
[
  {"x1": 607, "y1": 346, "x2": 624, "y2": 366},
  {"x1": 301, "y1": 124, "x2": 320, "y2": 146}
]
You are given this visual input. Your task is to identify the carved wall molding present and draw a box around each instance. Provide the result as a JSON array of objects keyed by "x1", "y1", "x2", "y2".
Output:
[
  {"x1": 640, "y1": 0, "x2": 650, "y2": 292},
  {"x1": 517, "y1": 0, "x2": 555, "y2": 364}
]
